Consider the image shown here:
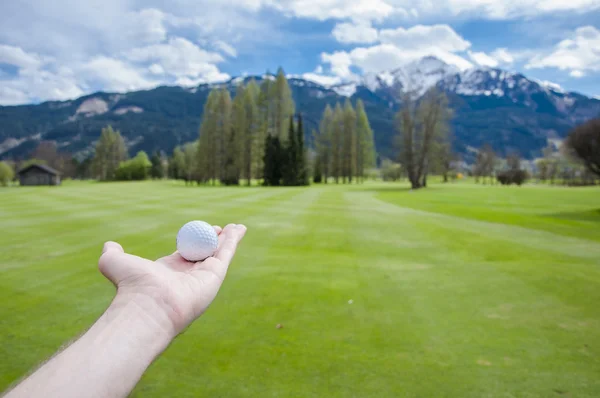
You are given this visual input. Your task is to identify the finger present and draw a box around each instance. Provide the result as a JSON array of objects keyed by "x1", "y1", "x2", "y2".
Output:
[
  {"x1": 214, "y1": 224, "x2": 247, "y2": 266},
  {"x1": 191, "y1": 224, "x2": 246, "y2": 283},
  {"x1": 213, "y1": 225, "x2": 223, "y2": 235},
  {"x1": 98, "y1": 241, "x2": 126, "y2": 285},
  {"x1": 102, "y1": 241, "x2": 124, "y2": 255}
]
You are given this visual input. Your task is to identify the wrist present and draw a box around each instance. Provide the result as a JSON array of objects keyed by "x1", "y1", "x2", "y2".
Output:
[{"x1": 109, "y1": 291, "x2": 179, "y2": 343}]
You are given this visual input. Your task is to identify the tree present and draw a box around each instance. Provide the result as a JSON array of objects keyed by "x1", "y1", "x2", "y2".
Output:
[
  {"x1": 473, "y1": 144, "x2": 496, "y2": 184},
  {"x1": 342, "y1": 99, "x2": 357, "y2": 183},
  {"x1": 381, "y1": 159, "x2": 402, "y2": 181},
  {"x1": 75, "y1": 157, "x2": 93, "y2": 180},
  {"x1": 331, "y1": 103, "x2": 344, "y2": 183},
  {"x1": 183, "y1": 142, "x2": 199, "y2": 184},
  {"x1": 282, "y1": 116, "x2": 298, "y2": 186},
  {"x1": 150, "y1": 152, "x2": 165, "y2": 179},
  {"x1": 93, "y1": 126, "x2": 128, "y2": 181},
  {"x1": 565, "y1": 118, "x2": 600, "y2": 178},
  {"x1": 30, "y1": 141, "x2": 75, "y2": 177},
  {"x1": 542, "y1": 144, "x2": 559, "y2": 185},
  {"x1": 316, "y1": 105, "x2": 334, "y2": 184},
  {"x1": 198, "y1": 91, "x2": 219, "y2": 184},
  {"x1": 256, "y1": 77, "x2": 273, "y2": 181},
  {"x1": 232, "y1": 85, "x2": 247, "y2": 185},
  {"x1": 115, "y1": 151, "x2": 151, "y2": 181},
  {"x1": 296, "y1": 113, "x2": 308, "y2": 185},
  {"x1": 313, "y1": 143, "x2": 323, "y2": 183},
  {"x1": 497, "y1": 152, "x2": 527, "y2": 186},
  {"x1": 355, "y1": 100, "x2": 376, "y2": 183},
  {"x1": 271, "y1": 68, "x2": 295, "y2": 140},
  {"x1": 222, "y1": 127, "x2": 241, "y2": 186},
  {"x1": 169, "y1": 147, "x2": 186, "y2": 181},
  {"x1": 216, "y1": 89, "x2": 232, "y2": 184},
  {"x1": 436, "y1": 142, "x2": 455, "y2": 183},
  {"x1": 0, "y1": 161, "x2": 14, "y2": 186},
  {"x1": 263, "y1": 135, "x2": 284, "y2": 186},
  {"x1": 396, "y1": 90, "x2": 451, "y2": 189},
  {"x1": 243, "y1": 79, "x2": 260, "y2": 185},
  {"x1": 31, "y1": 141, "x2": 60, "y2": 168}
]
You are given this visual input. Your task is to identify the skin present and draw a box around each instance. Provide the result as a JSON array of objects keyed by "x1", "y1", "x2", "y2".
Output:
[{"x1": 3, "y1": 223, "x2": 247, "y2": 398}]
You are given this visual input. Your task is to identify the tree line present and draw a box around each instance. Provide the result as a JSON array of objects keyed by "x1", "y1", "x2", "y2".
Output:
[
  {"x1": 168, "y1": 68, "x2": 377, "y2": 186},
  {"x1": 313, "y1": 100, "x2": 376, "y2": 184},
  {"x1": 387, "y1": 88, "x2": 600, "y2": 189}
]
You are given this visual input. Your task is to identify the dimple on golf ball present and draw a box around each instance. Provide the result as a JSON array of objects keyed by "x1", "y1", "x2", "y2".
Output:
[{"x1": 177, "y1": 221, "x2": 219, "y2": 262}]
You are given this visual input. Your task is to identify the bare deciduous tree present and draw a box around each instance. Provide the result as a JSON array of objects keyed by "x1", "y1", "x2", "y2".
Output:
[
  {"x1": 565, "y1": 118, "x2": 600, "y2": 178},
  {"x1": 396, "y1": 89, "x2": 451, "y2": 189}
]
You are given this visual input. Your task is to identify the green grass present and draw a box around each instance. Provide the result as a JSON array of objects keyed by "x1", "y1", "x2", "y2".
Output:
[{"x1": 1, "y1": 180, "x2": 599, "y2": 397}]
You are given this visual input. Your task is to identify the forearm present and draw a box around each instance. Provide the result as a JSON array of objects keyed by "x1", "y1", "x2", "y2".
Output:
[{"x1": 5, "y1": 294, "x2": 176, "y2": 398}]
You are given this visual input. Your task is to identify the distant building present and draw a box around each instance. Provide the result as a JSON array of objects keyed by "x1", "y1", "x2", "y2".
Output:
[{"x1": 17, "y1": 164, "x2": 61, "y2": 186}]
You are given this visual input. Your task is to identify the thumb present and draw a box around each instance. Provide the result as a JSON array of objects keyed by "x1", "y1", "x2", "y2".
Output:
[{"x1": 98, "y1": 241, "x2": 125, "y2": 285}]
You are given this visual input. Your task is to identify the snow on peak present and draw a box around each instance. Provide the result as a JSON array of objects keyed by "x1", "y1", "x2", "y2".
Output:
[
  {"x1": 537, "y1": 80, "x2": 565, "y2": 94},
  {"x1": 389, "y1": 56, "x2": 459, "y2": 96},
  {"x1": 331, "y1": 83, "x2": 357, "y2": 97}
]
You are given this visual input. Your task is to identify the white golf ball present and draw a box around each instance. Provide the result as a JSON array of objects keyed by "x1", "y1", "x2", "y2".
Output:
[{"x1": 177, "y1": 221, "x2": 219, "y2": 262}]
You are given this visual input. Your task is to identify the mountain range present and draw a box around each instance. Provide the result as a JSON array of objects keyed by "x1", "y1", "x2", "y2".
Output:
[{"x1": 1, "y1": 56, "x2": 599, "y2": 162}]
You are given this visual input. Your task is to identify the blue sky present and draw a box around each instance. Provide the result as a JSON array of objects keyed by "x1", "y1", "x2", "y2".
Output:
[{"x1": 0, "y1": 0, "x2": 599, "y2": 105}]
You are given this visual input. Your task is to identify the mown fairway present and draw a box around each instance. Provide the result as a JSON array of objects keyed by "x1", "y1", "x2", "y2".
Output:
[{"x1": 1, "y1": 181, "x2": 599, "y2": 397}]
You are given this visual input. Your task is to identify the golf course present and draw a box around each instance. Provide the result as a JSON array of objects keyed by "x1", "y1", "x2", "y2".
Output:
[{"x1": 1, "y1": 180, "x2": 599, "y2": 397}]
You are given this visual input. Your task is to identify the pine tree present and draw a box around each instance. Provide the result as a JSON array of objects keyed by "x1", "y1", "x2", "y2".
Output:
[
  {"x1": 355, "y1": 100, "x2": 376, "y2": 183},
  {"x1": 217, "y1": 89, "x2": 232, "y2": 184},
  {"x1": 243, "y1": 79, "x2": 260, "y2": 185},
  {"x1": 223, "y1": 127, "x2": 240, "y2": 185},
  {"x1": 283, "y1": 115, "x2": 298, "y2": 186},
  {"x1": 183, "y1": 142, "x2": 198, "y2": 184},
  {"x1": 257, "y1": 78, "x2": 273, "y2": 180},
  {"x1": 271, "y1": 68, "x2": 295, "y2": 140},
  {"x1": 263, "y1": 135, "x2": 283, "y2": 186},
  {"x1": 150, "y1": 152, "x2": 164, "y2": 179},
  {"x1": 229, "y1": 86, "x2": 246, "y2": 185},
  {"x1": 331, "y1": 103, "x2": 344, "y2": 183},
  {"x1": 198, "y1": 90, "x2": 218, "y2": 183},
  {"x1": 296, "y1": 113, "x2": 308, "y2": 185},
  {"x1": 93, "y1": 125, "x2": 127, "y2": 181},
  {"x1": 342, "y1": 99, "x2": 357, "y2": 183},
  {"x1": 169, "y1": 147, "x2": 186, "y2": 181},
  {"x1": 317, "y1": 105, "x2": 334, "y2": 184}
]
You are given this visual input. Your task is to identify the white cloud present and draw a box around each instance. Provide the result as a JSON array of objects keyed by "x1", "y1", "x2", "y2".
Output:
[
  {"x1": 0, "y1": 44, "x2": 43, "y2": 69},
  {"x1": 0, "y1": 86, "x2": 33, "y2": 106},
  {"x1": 321, "y1": 51, "x2": 356, "y2": 79},
  {"x1": 79, "y1": 57, "x2": 157, "y2": 92},
  {"x1": 526, "y1": 26, "x2": 600, "y2": 75},
  {"x1": 570, "y1": 70, "x2": 585, "y2": 77},
  {"x1": 467, "y1": 50, "x2": 498, "y2": 67},
  {"x1": 490, "y1": 48, "x2": 514, "y2": 64},
  {"x1": 126, "y1": 37, "x2": 228, "y2": 83},
  {"x1": 379, "y1": 24, "x2": 470, "y2": 53},
  {"x1": 272, "y1": 0, "x2": 396, "y2": 22},
  {"x1": 301, "y1": 72, "x2": 342, "y2": 86},
  {"x1": 389, "y1": 0, "x2": 600, "y2": 19},
  {"x1": 214, "y1": 40, "x2": 238, "y2": 58},
  {"x1": 148, "y1": 64, "x2": 165, "y2": 75},
  {"x1": 324, "y1": 24, "x2": 473, "y2": 77},
  {"x1": 332, "y1": 21, "x2": 379, "y2": 44}
]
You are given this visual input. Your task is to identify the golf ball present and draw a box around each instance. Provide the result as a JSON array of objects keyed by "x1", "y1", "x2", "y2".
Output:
[{"x1": 176, "y1": 221, "x2": 219, "y2": 262}]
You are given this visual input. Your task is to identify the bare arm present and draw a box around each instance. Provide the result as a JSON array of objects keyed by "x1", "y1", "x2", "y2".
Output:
[{"x1": 4, "y1": 224, "x2": 247, "y2": 398}]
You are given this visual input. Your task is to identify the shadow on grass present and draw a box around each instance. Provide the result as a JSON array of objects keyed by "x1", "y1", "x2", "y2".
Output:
[
  {"x1": 545, "y1": 208, "x2": 600, "y2": 223},
  {"x1": 364, "y1": 185, "x2": 440, "y2": 194}
]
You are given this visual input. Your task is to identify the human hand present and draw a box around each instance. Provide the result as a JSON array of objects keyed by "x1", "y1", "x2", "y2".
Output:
[{"x1": 98, "y1": 224, "x2": 247, "y2": 337}]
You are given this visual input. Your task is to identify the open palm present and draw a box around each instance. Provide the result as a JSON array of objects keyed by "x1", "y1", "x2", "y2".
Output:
[{"x1": 98, "y1": 224, "x2": 247, "y2": 334}]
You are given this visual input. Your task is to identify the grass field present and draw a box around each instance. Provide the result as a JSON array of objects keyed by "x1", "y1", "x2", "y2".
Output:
[{"x1": 1, "y1": 180, "x2": 599, "y2": 397}]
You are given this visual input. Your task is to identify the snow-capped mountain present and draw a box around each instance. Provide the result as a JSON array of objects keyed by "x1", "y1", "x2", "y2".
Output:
[{"x1": 1, "y1": 56, "x2": 599, "y2": 162}]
